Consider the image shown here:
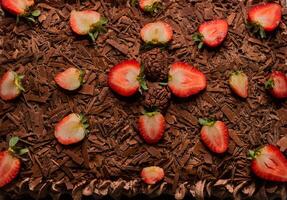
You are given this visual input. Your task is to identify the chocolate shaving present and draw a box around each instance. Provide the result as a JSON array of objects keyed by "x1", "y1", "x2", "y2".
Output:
[{"x1": 64, "y1": 150, "x2": 84, "y2": 165}]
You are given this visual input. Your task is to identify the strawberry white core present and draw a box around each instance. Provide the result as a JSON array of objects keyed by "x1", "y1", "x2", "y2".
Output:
[
  {"x1": 229, "y1": 72, "x2": 248, "y2": 98},
  {"x1": 141, "y1": 114, "x2": 162, "y2": 141},
  {"x1": 141, "y1": 22, "x2": 172, "y2": 44}
]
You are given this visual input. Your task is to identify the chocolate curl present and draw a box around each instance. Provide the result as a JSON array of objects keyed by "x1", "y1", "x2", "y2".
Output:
[
  {"x1": 72, "y1": 180, "x2": 87, "y2": 200},
  {"x1": 51, "y1": 178, "x2": 65, "y2": 193},
  {"x1": 242, "y1": 182, "x2": 256, "y2": 198},
  {"x1": 175, "y1": 182, "x2": 187, "y2": 200},
  {"x1": 94, "y1": 180, "x2": 111, "y2": 196},
  {"x1": 109, "y1": 179, "x2": 126, "y2": 199},
  {"x1": 82, "y1": 179, "x2": 97, "y2": 196},
  {"x1": 190, "y1": 180, "x2": 206, "y2": 200},
  {"x1": 233, "y1": 181, "x2": 248, "y2": 200},
  {"x1": 123, "y1": 179, "x2": 140, "y2": 197}
]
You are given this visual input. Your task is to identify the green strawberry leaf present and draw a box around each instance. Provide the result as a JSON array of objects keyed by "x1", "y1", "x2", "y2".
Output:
[
  {"x1": 31, "y1": 10, "x2": 41, "y2": 17},
  {"x1": 26, "y1": 17, "x2": 36, "y2": 23},
  {"x1": 198, "y1": 41, "x2": 204, "y2": 49},
  {"x1": 159, "y1": 82, "x2": 168, "y2": 86},
  {"x1": 259, "y1": 28, "x2": 266, "y2": 39},
  {"x1": 19, "y1": 148, "x2": 29, "y2": 155},
  {"x1": 9, "y1": 137, "x2": 19, "y2": 147},
  {"x1": 88, "y1": 32, "x2": 96, "y2": 42}
]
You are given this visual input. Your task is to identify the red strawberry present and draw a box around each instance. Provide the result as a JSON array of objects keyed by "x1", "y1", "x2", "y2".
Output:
[
  {"x1": 229, "y1": 71, "x2": 248, "y2": 98},
  {"x1": 139, "y1": 0, "x2": 162, "y2": 12},
  {"x1": 54, "y1": 67, "x2": 83, "y2": 91},
  {"x1": 138, "y1": 112, "x2": 165, "y2": 144},
  {"x1": 0, "y1": 137, "x2": 28, "y2": 188},
  {"x1": 0, "y1": 151, "x2": 20, "y2": 188},
  {"x1": 199, "y1": 119, "x2": 229, "y2": 153},
  {"x1": 108, "y1": 60, "x2": 147, "y2": 97},
  {"x1": 193, "y1": 19, "x2": 228, "y2": 48},
  {"x1": 168, "y1": 62, "x2": 206, "y2": 98},
  {"x1": 248, "y1": 3, "x2": 282, "y2": 35},
  {"x1": 141, "y1": 166, "x2": 164, "y2": 185},
  {"x1": 265, "y1": 71, "x2": 287, "y2": 99},
  {"x1": 249, "y1": 145, "x2": 287, "y2": 182},
  {"x1": 0, "y1": 71, "x2": 24, "y2": 101},
  {"x1": 1, "y1": 0, "x2": 34, "y2": 15},
  {"x1": 54, "y1": 113, "x2": 89, "y2": 145},
  {"x1": 140, "y1": 21, "x2": 173, "y2": 44}
]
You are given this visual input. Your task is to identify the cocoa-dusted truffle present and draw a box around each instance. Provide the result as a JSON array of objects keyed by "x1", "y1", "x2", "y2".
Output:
[
  {"x1": 143, "y1": 83, "x2": 171, "y2": 112},
  {"x1": 141, "y1": 48, "x2": 169, "y2": 82}
]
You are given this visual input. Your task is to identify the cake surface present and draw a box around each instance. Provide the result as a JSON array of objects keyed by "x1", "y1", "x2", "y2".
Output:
[{"x1": 0, "y1": 0, "x2": 287, "y2": 199}]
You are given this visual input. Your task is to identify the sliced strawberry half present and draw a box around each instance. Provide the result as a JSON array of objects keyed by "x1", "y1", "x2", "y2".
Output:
[
  {"x1": 229, "y1": 71, "x2": 248, "y2": 98},
  {"x1": 0, "y1": 137, "x2": 28, "y2": 188},
  {"x1": 248, "y1": 3, "x2": 282, "y2": 37},
  {"x1": 0, "y1": 71, "x2": 24, "y2": 101},
  {"x1": 54, "y1": 113, "x2": 89, "y2": 145},
  {"x1": 0, "y1": 151, "x2": 20, "y2": 188},
  {"x1": 70, "y1": 10, "x2": 107, "y2": 40},
  {"x1": 265, "y1": 71, "x2": 287, "y2": 99},
  {"x1": 139, "y1": 0, "x2": 162, "y2": 13},
  {"x1": 54, "y1": 67, "x2": 83, "y2": 91},
  {"x1": 138, "y1": 112, "x2": 165, "y2": 144},
  {"x1": 108, "y1": 60, "x2": 147, "y2": 97},
  {"x1": 1, "y1": 0, "x2": 34, "y2": 15},
  {"x1": 193, "y1": 19, "x2": 228, "y2": 48},
  {"x1": 141, "y1": 166, "x2": 164, "y2": 185},
  {"x1": 249, "y1": 145, "x2": 287, "y2": 182},
  {"x1": 199, "y1": 119, "x2": 229, "y2": 153},
  {"x1": 140, "y1": 21, "x2": 173, "y2": 44},
  {"x1": 168, "y1": 62, "x2": 207, "y2": 98}
]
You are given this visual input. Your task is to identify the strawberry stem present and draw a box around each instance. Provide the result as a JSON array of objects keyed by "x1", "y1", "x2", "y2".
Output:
[
  {"x1": 79, "y1": 70, "x2": 85, "y2": 84},
  {"x1": 192, "y1": 33, "x2": 204, "y2": 49},
  {"x1": 78, "y1": 114, "x2": 89, "y2": 134},
  {"x1": 88, "y1": 17, "x2": 108, "y2": 42},
  {"x1": 130, "y1": 0, "x2": 138, "y2": 6},
  {"x1": 137, "y1": 66, "x2": 148, "y2": 93},
  {"x1": 198, "y1": 118, "x2": 215, "y2": 126},
  {"x1": 15, "y1": 74, "x2": 25, "y2": 91},
  {"x1": 144, "y1": 111, "x2": 159, "y2": 117},
  {"x1": 265, "y1": 79, "x2": 274, "y2": 89},
  {"x1": 144, "y1": 2, "x2": 162, "y2": 13},
  {"x1": 246, "y1": 22, "x2": 266, "y2": 39},
  {"x1": 231, "y1": 71, "x2": 242, "y2": 76}
]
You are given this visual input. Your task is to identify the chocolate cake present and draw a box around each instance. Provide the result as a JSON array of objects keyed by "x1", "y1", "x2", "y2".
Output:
[{"x1": 0, "y1": 0, "x2": 287, "y2": 199}]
